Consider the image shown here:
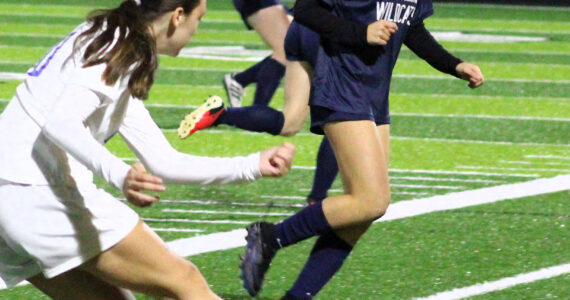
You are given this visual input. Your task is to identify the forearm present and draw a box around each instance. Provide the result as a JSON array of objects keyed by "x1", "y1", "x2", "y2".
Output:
[
  {"x1": 120, "y1": 99, "x2": 262, "y2": 185},
  {"x1": 404, "y1": 22, "x2": 463, "y2": 78},
  {"x1": 293, "y1": 0, "x2": 367, "y2": 47},
  {"x1": 145, "y1": 151, "x2": 262, "y2": 185}
]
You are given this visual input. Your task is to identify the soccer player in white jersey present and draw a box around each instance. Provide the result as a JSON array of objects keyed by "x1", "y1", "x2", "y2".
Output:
[{"x1": 0, "y1": 0, "x2": 295, "y2": 299}]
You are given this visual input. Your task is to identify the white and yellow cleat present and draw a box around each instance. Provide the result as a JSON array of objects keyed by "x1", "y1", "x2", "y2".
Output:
[{"x1": 177, "y1": 95, "x2": 225, "y2": 139}]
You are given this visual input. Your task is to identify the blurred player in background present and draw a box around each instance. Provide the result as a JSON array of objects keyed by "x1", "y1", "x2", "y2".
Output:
[{"x1": 222, "y1": 0, "x2": 293, "y2": 107}]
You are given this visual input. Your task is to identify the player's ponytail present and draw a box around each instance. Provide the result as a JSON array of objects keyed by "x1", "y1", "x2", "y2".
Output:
[{"x1": 75, "y1": 0, "x2": 200, "y2": 99}]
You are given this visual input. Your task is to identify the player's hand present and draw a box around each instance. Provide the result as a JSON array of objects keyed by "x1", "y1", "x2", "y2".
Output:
[
  {"x1": 259, "y1": 142, "x2": 296, "y2": 177},
  {"x1": 456, "y1": 62, "x2": 485, "y2": 89},
  {"x1": 123, "y1": 162, "x2": 166, "y2": 207},
  {"x1": 367, "y1": 20, "x2": 398, "y2": 46}
]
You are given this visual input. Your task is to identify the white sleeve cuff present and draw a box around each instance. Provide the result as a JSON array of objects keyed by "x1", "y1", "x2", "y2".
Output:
[{"x1": 244, "y1": 152, "x2": 263, "y2": 181}]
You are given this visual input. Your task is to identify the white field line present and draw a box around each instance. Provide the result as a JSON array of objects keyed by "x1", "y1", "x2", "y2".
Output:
[
  {"x1": 436, "y1": 2, "x2": 570, "y2": 11},
  {"x1": 525, "y1": 155, "x2": 570, "y2": 160},
  {"x1": 391, "y1": 136, "x2": 570, "y2": 148},
  {"x1": 393, "y1": 191, "x2": 429, "y2": 196},
  {"x1": 142, "y1": 218, "x2": 250, "y2": 225},
  {"x1": 390, "y1": 176, "x2": 502, "y2": 183},
  {"x1": 392, "y1": 112, "x2": 570, "y2": 122},
  {"x1": 306, "y1": 185, "x2": 466, "y2": 191},
  {"x1": 499, "y1": 160, "x2": 570, "y2": 167},
  {"x1": 434, "y1": 26, "x2": 570, "y2": 35},
  {"x1": 166, "y1": 174, "x2": 570, "y2": 258},
  {"x1": 260, "y1": 195, "x2": 305, "y2": 200},
  {"x1": 391, "y1": 184, "x2": 464, "y2": 190},
  {"x1": 298, "y1": 188, "x2": 428, "y2": 196},
  {"x1": 394, "y1": 74, "x2": 570, "y2": 85},
  {"x1": 291, "y1": 165, "x2": 539, "y2": 178},
  {"x1": 175, "y1": 54, "x2": 262, "y2": 62},
  {"x1": 146, "y1": 103, "x2": 198, "y2": 109},
  {"x1": 376, "y1": 174, "x2": 570, "y2": 222},
  {"x1": 158, "y1": 199, "x2": 305, "y2": 208},
  {"x1": 391, "y1": 92, "x2": 570, "y2": 102},
  {"x1": 434, "y1": 48, "x2": 570, "y2": 57},
  {"x1": 162, "y1": 209, "x2": 292, "y2": 217},
  {"x1": 0, "y1": 72, "x2": 26, "y2": 80},
  {"x1": 458, "y1": 165, "x2": 570, "y2": 173},
  {"x1": 0, "y1": 32, "x2": 64, "y2": 38},
  {"x1": 162, "y1": 66, "x2": 242, "y2": 72},
  {"x1": 416, "y1": 263, "x2": 570, "y2": 300},
  {"x1": 151, "y1": 228, "x2": 203, "y2": 233}
]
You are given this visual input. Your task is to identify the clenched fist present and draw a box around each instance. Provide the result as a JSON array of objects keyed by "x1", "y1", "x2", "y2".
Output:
[
  {"x1": 259, "y1": 142, "x2": 296, "y2": 177},
  {"x1": 456, "y1": 62, "x2": 485, "y2": 89},
  {"x1": 367, "y1": 20, "x2": 398, "y2": 46}
]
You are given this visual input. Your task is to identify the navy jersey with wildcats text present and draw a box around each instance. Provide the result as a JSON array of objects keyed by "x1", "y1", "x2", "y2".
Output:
[{"x1": 311, "y1": 0, "x2": 434, "y2": 119}]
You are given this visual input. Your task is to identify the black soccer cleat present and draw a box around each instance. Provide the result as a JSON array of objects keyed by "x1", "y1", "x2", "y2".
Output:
[{"x1": 240, "y1": 222, "x2": 277, "y2": 297}]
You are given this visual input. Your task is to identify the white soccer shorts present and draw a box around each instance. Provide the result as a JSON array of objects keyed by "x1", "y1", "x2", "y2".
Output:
[{"x1": 0, "y1": 179, "x2": 139, "y2": 287}]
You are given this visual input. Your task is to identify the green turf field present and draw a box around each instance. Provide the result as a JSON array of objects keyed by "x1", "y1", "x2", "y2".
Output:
[{"x1": 0, "y1": 0, "x2": 568, "y2": 299}]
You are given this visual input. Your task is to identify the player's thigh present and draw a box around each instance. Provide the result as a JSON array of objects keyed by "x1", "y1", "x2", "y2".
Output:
[
  {"x1": 324, "y1": 120, "x2": 390, "y2": 198},
  {"x1": 247, "y1": 5, "x2": 291, "y2": 60},
  {"x1": 281, "y1": 61, "x2": 312, "y2": 136},
  {"x1": 377, "y1": 124, "x2": 390, "y2": 163},
  {"x1": 79, "y1": 221, "x2": 210, "y2": 298},
  {"x1": 28, "y1": 269, "x2": 135, "y2": 300}
]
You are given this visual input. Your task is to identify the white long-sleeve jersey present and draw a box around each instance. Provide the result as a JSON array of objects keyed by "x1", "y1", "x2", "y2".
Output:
[{"x1": 0, "y1": 23, "x2": 261, "y2": 190}]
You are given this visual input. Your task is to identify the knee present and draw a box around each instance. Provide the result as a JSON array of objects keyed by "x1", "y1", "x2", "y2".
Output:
[
  {"x1": 160, "y1": 261, "x2": 205, "y2": 298},
  {"x1": 172, "y1": 261, "x2": 201, "y2": 285},
  {"x1": 279, "y1": 122, "x2": 302, "y2": 137},
  {"x1": 270, "y1": 52, "x2": 286, "y2": 65},
  {"x1": 358, "y1": 193, "x2": 390, "y2": 222}
]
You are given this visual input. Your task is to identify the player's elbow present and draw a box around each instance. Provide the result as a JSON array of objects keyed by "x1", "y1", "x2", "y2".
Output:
[{"x1": 280, "y1": 123, "x2": 302, "y2": 137}]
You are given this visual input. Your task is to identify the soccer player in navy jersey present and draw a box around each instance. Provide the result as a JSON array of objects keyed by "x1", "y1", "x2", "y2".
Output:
[
  {"x1": 238, "y1": 0, "x2": 485, "y2": 299},
  {"x1": 222, "y1": 0, "x2": 292, "y2": 108}
]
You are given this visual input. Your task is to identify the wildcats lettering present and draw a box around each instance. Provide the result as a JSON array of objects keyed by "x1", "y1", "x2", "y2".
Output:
[{"x1": 376, "y1": 1, "x2": 416, "y2": 26}]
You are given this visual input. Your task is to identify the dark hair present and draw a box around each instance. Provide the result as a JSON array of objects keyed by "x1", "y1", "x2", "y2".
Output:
[{"x1": 75, "y1": 0, "x2": 201, "y2": 99}]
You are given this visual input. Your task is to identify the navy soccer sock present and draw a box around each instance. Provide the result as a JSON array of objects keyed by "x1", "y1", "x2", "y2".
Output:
[
  {"x1": 234, "y1": 56, "x2": 270, "y2": 87},
  {"x1": 272, "y1": 202, "x2": 332, "y2": 249},
  {"x1": 286, "y1": 232, "x2": 353, "y2": 299},
  {"x1": 215, "y1": 105, "x2": 284, "y2": 135},
  {"x1": 253, "y1": 57, "x2": 285, "y2": 106},
  {"x1": 308, "y1": 137, "x2": 338, "y2": 202}
]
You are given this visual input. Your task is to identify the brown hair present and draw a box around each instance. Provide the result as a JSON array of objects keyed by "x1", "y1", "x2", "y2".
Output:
[{"x1": 75, "y1": 0, "x2": 201, "y2": 99}]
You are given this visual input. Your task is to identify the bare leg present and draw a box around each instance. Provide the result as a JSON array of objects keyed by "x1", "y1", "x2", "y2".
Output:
[
  {"x1": 332, "y1": 124, "x2": 390, "y2": 245},
  {"x1": 321, "y1": 122, "x2": 391, "y2": 244},
  {"x1": 28, "y1": 269, "x2": 135, "y2": 300},
  {"x1": 247, "y1": 5, "x2": 292, "y2": 64},
  {"x1": 280, "y1": 61, "x2": 312, "y2": 136},
  {"x1": 81, "y1": 221, "x2": 220, "y2": 300}
]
